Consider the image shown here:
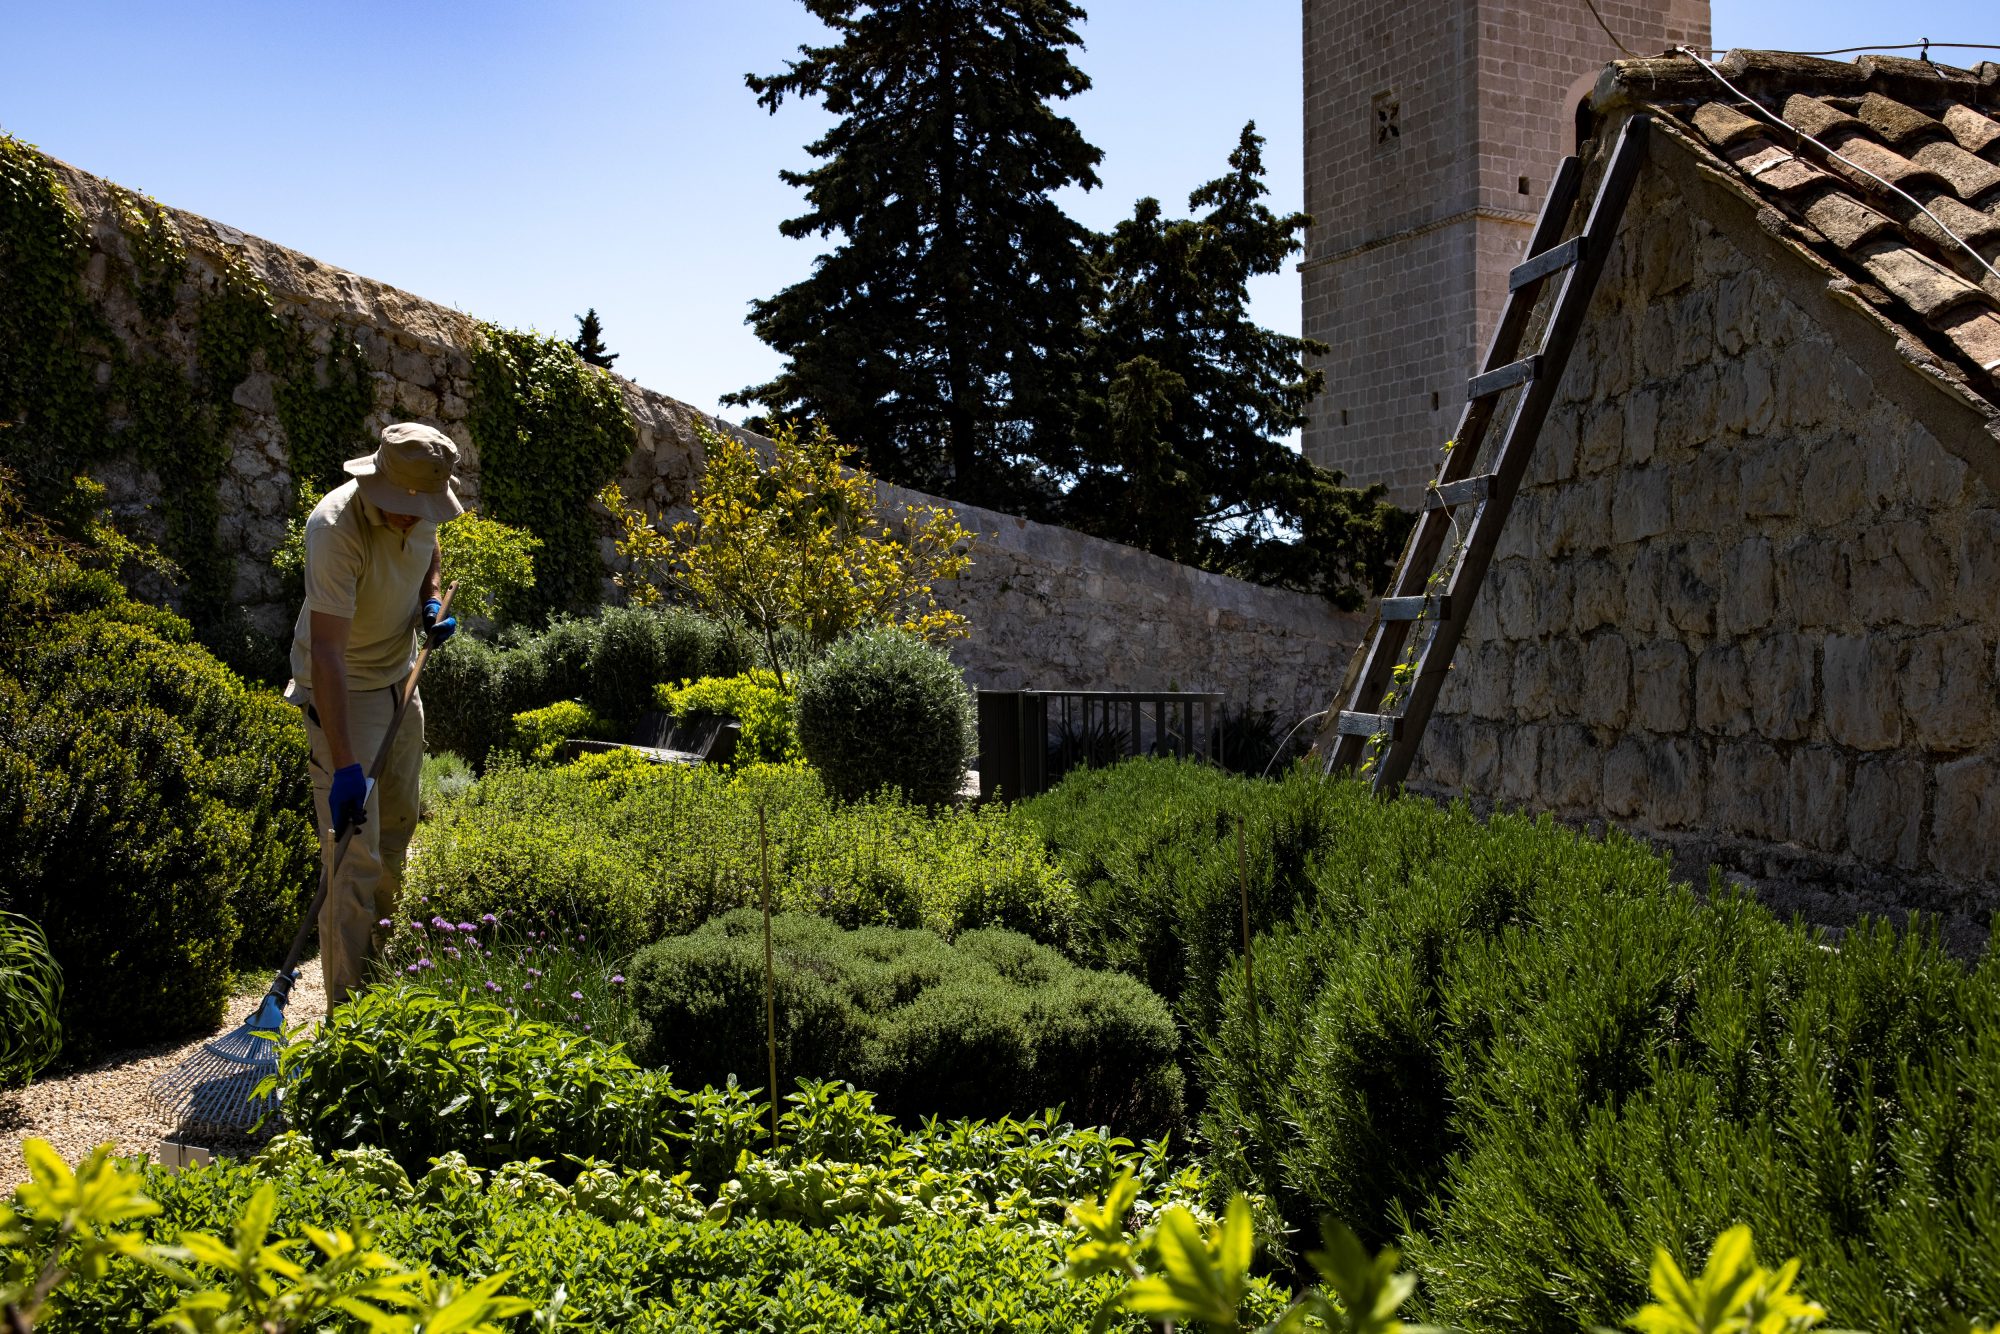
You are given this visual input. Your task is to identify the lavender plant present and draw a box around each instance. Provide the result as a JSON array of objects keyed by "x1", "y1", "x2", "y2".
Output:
[{"x1": 372, "y1": 907, "x2": 630, "y2": 1039}]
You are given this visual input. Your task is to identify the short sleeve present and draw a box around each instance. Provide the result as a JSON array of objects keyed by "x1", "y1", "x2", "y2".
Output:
[{"x1": 302, "y1": 507, "x2": 361, "y2": 619}]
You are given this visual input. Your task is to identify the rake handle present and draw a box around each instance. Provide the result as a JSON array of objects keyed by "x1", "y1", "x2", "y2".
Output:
[{"x1": 266, "y1": 584, "x2": 457, "y2": 1006}]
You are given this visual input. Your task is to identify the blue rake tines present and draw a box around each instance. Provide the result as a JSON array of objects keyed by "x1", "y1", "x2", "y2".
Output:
[{"x1": 146, "y1": 994, "x2": 287, "y2": 1137}]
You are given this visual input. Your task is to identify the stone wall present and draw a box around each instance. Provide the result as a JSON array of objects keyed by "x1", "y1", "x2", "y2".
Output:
[
  {"x1": 1409, "y1": 146, "x2": 2000, "y2": 946},
  {"x1": 40, "y1": 153, "x2": 1356, "y2": 723}
]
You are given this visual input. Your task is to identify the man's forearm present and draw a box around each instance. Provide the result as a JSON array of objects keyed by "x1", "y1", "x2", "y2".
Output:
[
  {"x1": 310, "y1": 644, "x2": 358, "y2": 770},
  {"x1": 422, "y1": 547, "x2": 441, "y2": 606}
]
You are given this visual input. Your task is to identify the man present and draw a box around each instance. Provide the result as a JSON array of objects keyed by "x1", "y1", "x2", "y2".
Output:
[{"x1": 285, "y1": 422, "x2": 461, "y2": 1005}]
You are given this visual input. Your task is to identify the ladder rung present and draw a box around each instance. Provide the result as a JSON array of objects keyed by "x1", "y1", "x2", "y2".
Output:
[
  {"x1": 1423, "y1": 474, "x2": 1493, "y2": 510},
  {"x1": 1468, "y1": 355, "x2": 1539, "y2": 401},
  {"x1": 1509, "y1": 235, "x2": 1586, "y2": 290},
  {"x1": 1381, "y1": 595, "x2": 1450, "y2": 621},
  {"x1": 1334, "y1": 711, "x2": 1404, "y2": 740}
]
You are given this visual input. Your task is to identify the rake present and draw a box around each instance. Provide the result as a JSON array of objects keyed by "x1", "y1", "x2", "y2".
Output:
[{"x1": 147, "y1": 586, "x2": 455, "y2": 1138}]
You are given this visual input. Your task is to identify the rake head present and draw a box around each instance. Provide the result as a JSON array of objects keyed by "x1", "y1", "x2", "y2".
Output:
[{"x1": 146, "y1": 990, "x2": 288, "y2": 1138}]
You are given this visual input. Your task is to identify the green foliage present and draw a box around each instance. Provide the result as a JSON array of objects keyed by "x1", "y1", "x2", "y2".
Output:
[
  {"x1": 0, "y1": 478, "x2": 316, "y2": 1058},
  {"x1": 1028, "y1": 759, "x2": 2000, "y2": 1333},
  {"x1": 466, "y1": 323, "x2": 633, "y2": 620},
  {"x1": 794, "y1": 626, "x2": 975, "y2": 806},
  {"x1": 28, "y1": 1094, "x2": 1223, "y2": 1333},
  {"x1": 417, "y1": 750, "x2": 475, "y2": 815},
  {"x1": 1622, "y1": 1225, "x2": 1828, "y2": 1334},
  {"x1": 656, "y1": 669, "x2": 800, "y2": 764},
  {"x1": 0, "y1": 910, "x2": 63, "y2": 1087},
  {"x1": 377, "y1": 909, "x2": 633, "y2": 1038},
  {"x1": 433, "y1": 508, "x2": 540, "y2": 625},
  {"x1": 569, "y1": 307, "x2": 617, "y2": 370},
  {"x1": 421, "y1": 602, "x2": 750, "y2": 766},
  {"x1": 0, "y1": 1138, "x2": 527, "y2": 1334},
  {"x1": 405, "y1": 756, "x2": 1074, "y2": 956},
  {"x1": 1067, "y1": 123, "x2": 1409, "y2": 606},
  {"x1": 626, "y1": 912, "x2": 1181, "y2": 1134},
  {"x1": 269, "y1": 321, "x2": 374, "y2": 497},
  {"x1": 506, "y1": 699, "x2": 613, "y2": 765},
  {"x1": 277, "y1": 985, "x2": 686, "y2": 1174},
  {"x1": 729, "y1": 1, "x2": 1103, "y2": 516}
]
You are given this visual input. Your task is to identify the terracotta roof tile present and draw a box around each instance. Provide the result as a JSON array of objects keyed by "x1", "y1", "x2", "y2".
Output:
[
  {"x1": 1911, "y1": 141, "x2": 2000, "y2": 201},
  {"x1": 1941, "y1": 105, "x2": 2000, "y2": 158},
  {"x1": 1593, "y1": 51, "x2": 2000, "y2": 401},
  {"x1": 1854, "y1": 93, "x2": 1949, "y2": 149}
]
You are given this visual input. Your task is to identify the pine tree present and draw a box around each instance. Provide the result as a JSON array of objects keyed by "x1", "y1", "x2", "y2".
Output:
[
  {"x1": 1065, "y1": 124, "x2": 1408, "y2": 607},
  {"x1": 571, "y1": 308, "x2": 618, "y2": 369},
  {"x1": 726, "y1": 0, "x2": 1103, "y2": 519}
]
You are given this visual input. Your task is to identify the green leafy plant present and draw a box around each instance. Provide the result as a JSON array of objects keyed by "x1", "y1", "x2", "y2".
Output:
[
  {"x1": 656, "y1": 668, "x2": 801, "y2": 764},
  {"x1": 466, "y1": 323, "x2": 633, "y2": 619},
  {"x1": 794, "y1": 625, "x2": 976, "y2": 806},
  {"x1": 1615, "y1": 1225, "x2": 1827, "y2": 1334},
  {"x1": 506, "y1": 699, "x2": 613, "y2": 765},
  {"x1": 435, "y1": 509, "x2": 540, "y2": 626},
  {"x1": 0, "y1": 910, "x2": 63, "y2": 1086},
  {"x1": 375, "y1": 908, "x2": 632, "y2": 1038}
]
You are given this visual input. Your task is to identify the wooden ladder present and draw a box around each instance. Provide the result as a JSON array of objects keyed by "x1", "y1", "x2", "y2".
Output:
[{"x1": 1313, "y1": 113, "x2": 1652, "y2": 790}]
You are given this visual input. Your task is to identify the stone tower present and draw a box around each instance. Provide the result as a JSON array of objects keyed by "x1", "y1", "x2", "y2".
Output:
[{"x1": 1300, "y1": 0, "x2": 1710, "y2": 505}]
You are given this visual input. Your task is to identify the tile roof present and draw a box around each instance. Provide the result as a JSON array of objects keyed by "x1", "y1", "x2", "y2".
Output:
[{"x1": 1590, "y1": 50, "x2": 2000, "y2": 402}]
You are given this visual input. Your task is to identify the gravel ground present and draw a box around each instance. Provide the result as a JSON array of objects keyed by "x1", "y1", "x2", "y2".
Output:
[{"x1": 0, "y1": 960, "x2": 327, "y2": 1192}]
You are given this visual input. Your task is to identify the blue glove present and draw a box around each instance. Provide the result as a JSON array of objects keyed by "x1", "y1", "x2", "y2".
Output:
[
  {"x1": 329, "y1": 763, "x2": 370, "y2": 835},
  {"x1": 422, "y1": 598, "x2": 457, "y2": 646}
]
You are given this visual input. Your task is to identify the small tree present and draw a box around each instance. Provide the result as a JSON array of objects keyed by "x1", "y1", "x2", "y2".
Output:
[
  {"x1": 437, "y1": 510, "x2": 541, "y2": 624},
  {"x1": 570, "y1": 308, "x2": 618, "y2": 369},
  {"x1": 601, "y1": 420, "x2": 973, "y2": 685}
]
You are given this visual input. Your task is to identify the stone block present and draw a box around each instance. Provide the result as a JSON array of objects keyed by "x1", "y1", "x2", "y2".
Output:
[
  {"x1": 1931, "y1": 757, "x2": 2000, "y2": 881},
  {"x1": 1622, "y1": 546, "x2": 1664, "y2": 636},
  {"x1": 1747, "y1": 634, "x2": 1816, "y2": 741},
  {"x1": 1492, "y1": 561, "x2": 1537, "y2": 641},
  {"x1": 1801, "y1": 433, "x2": 1874, "y2": 528},
  {"x1": 1511, "y1": 643, "x2": 1555, "y2": 721},
  {"x1": 391, "y1": 347, "x2": 437, "y2": 388},
  {"x1": 1660, "y1": 540, "x2": 1722, "y2": 638},
  {"x1": 1612, "y1": 467, "x2": 1672, "y2": 546},
  {"x1": 1542, "y1": 724, "x2": 1602, "y2": 811},
  {"x1": 1720, "y1": 536, "x2": 1776, "y2": 636},
  {"x1": 1417, "y1": 716, "x2": 1465, "y2": 791},
  {"x1": 1710, "y1": 740, "x2": 1787, "y2": 840},
  {"x1": 1579, "y1": 632, "x2": 1631, "y2": 729},
  {"x1": 1694, "y1": 645, "x2": 1751, "y2": 737},
  {"x1": 1603, "y1": 737, "x2": 1648, "y2": 818},
  {"x1": 1572, "y1": 558, "x2": 1625, "y2": 632},
  {"x1": 1675, "y1": 286, "x2": 1717, "y2": 370},
  {"x1": 1462, "y1": 721, "x2": 1501, "y2": 795},
  {"x1": 1850, "y1": 521, "x2": 1950, "y2": 628},
  {"x1": 1625, "y1": 389, "x2": 1659, "y2": 465},
  {"x1": 1545, "y1": 476, "x2": 1611, "y2": 557},
  {"x1": 1780, "y1": 537, "x2": 1852, "y2": 631},
  {"x1": 1671, "y1": 454, "x2": 1738, "y2": 537},
  {"x1": 1737, "y1": 441, "x2": 1798, "y2": 518},
  {"x1": 1959, "y1": 510, "x2": 2000, "y2": 626},
  {"x1": 1774, "y1": 340, "x2": 1829, "y2": 430},
  {"x1": 1848, "y1": 756, "x2": 1925, "y2": 868},
  {"x1": 1902, "y1": 422, "x2": 1966, "y2": 508},
  {"x1": 1539, "y1": 406, "x2": 1580, "y2": 485},
  {"x1": 1787, "y1": 747, "x2": 1848, "y2": 852},
  {"x1": 1822, "y1": 634, "x2": 1903, "y2": 750},
  {"x1": 1900, "y1": 626, "x2": 1996, "y2": 752},
  {"x1": 1632, "y1": 641, "x2": 1691, "y2": 732},
  {"x1": 231, "y1": 371, "x2": 277, "y2": 414},
  {"x1": 1465, "y1": 641, "x2": 1513, "y2": 721},
  {"x1": 1535, "y1": 565, "x2": 1575, "y2": 638},
  {"x1": 1497, "y1": 724, "x2": 1543, "y2": 807},
  {"x1": 1580, "y1": 403, "x2": 1623, "y2": 475}
]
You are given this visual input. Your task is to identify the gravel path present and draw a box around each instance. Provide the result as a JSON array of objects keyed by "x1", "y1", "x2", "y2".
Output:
[{"x1": 0, "y1": 961, "x2": 327, "y2": 1192}]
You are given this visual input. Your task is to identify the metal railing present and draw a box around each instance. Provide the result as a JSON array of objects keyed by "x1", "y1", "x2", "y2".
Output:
[{"x1": 976, "y1": 689, "x2": 1225, "y2": 801}]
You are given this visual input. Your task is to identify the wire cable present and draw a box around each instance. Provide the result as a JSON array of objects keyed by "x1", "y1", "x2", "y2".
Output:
[
  {"x1": 1750, "y1": 41, "x2": 2000, "y2": 58},
  {"x1": 1582, "y1": 0, "x2": 1636, "y2": 58},
  {"x1": 1675, "y1": 46, "x2": 2000, "y2": 285}
]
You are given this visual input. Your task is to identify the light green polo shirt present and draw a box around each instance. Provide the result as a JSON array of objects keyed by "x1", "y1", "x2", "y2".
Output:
[{"x1": 288, "y1": 480, "x2": 437, "y2": 692}]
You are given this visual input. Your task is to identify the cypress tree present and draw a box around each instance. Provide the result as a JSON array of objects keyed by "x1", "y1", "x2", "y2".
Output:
[
  {"x1": 571, "y1": 308, "x2": 618, "y2": 369},
  {"x1": 1066, "y1": 124, "x2": 1408, "y2": 607},
  {"x1": 727, "y1": 0, "x2": 1103, "y2": 519}
]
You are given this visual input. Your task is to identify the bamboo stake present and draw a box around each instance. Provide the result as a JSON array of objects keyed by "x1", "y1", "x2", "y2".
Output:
[
  {"x1": 1236, "y1": 814, "x2": 1261, "y2": 1051},
  {"x1": 758, "y1": 803, "x2": 779, "y2": 1152}
]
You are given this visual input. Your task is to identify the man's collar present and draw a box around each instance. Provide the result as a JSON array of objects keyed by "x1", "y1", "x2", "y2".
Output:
[{"x1": 353, "y1": 488, "x2": 390, "y2": 528}]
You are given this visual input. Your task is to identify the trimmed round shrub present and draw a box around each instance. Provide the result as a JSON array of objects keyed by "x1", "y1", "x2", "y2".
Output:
[
  {"x1": 794, "y1": 628, "x2": 974, "y2": 806},
  {"x1": 625, "y1": 911, "x2": 1181, "y2": 1134}
]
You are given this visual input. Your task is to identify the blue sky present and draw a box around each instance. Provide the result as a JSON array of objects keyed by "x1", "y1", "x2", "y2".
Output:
[{"x1": 2, "y1": 2, "x2": 1992, "y2": 422}]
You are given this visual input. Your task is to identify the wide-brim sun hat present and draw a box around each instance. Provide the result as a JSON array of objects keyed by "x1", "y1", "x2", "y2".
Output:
[{"x1": 344, "y1": 422, "x2": 464, "y2": 523}]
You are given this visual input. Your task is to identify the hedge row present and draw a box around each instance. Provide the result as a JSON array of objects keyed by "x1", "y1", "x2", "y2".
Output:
[
  {"x1": 626, "y1": 912, "x2": 1182, "y2": 1135},
  {"x1": 1022, "y1": 758, "x2": 2000, "y2": 1334}
]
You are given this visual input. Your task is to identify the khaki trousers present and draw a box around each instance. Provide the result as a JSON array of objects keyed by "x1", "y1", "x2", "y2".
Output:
[{"x1": 285, "y1": 679, "x2": 425, "y2": 1007}]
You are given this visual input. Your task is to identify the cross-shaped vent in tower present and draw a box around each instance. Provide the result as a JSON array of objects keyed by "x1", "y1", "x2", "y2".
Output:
[{"x1": 1372, "y1": 91, "x2": 1400, "y2": 149}]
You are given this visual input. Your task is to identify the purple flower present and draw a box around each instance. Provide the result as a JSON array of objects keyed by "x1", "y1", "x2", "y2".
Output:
[
  {"x1": 610, "y1": 975, "x2": 625, "y2": 986},
  {"x1": 418, "y1": 957, "x2": 435, "y2": 970},
  {"x1": 577, "y1": 931, "x2": 587, "y2": 941},
  {"x1": 522, "y1": 981, "x2": 533, "y2": 992},
  {"x1": 485, "y1": 981, "x2": 501, "y2": 993},
  {"x1": 481, "y1": 913, "x2": 498, "y2": 925},
  {"x1": 570, "y1": 991, "x2": 583, "y2": 1001},
  {"x1": 431, "y1": 916, "x2": 451, "y2": 930},
  {"x1": 584, "y1": 1024, "x2": 593, "y2": 1032},
  {"x1": 457, "y1": 922, "x2": 475, "y2": 933},
  {"x1": 444, "y1": 946, "x2": 460, "y2": 959},
  {"x1": 405, "y1": 964, "x2": 420, "y2": 974},
  {"x1": 527, "y1": 968, "x2": 542, "y2": 978},
  {"x1": 410, "y1": 920, "x2": 424, "y2": 930},
  {"x1": 378, "y1": 918, "x2": 391, "y2": 928}
]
